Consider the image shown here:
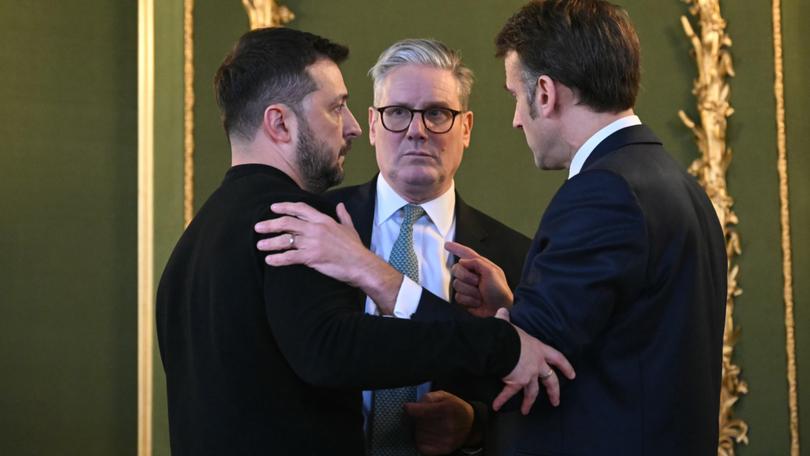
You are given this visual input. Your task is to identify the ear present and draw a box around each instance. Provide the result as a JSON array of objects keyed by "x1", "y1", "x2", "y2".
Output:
[
  {"x1": 368, "y1": 106, "x2": 377, "y2": 146},
  {"x1": 461, "y1": 110, "x2": 473, "y2": 148},
  {"x1": 536, "y1": 75, "x2": 557, "y2": 118},
  {"x1": 262, "y1": 104, "x2": 295, "y2": 144}
]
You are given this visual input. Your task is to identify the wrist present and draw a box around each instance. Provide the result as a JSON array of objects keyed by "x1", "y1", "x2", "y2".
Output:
[{"x1": 354, "y1": 253, "x2": 401, "y2": 315}]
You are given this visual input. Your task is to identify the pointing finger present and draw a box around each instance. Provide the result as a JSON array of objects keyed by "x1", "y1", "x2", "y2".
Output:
[
  {"x1": 254, "y1": 215, "x2": 304, "y2": 235},
  {"x1": 444, "y1": 241, "x2": 482, "y2": 260}
]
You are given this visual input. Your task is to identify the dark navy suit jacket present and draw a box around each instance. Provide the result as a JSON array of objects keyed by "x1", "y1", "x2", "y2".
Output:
[{"x1": 508, "y1": 125, "x2": 727, "y2": 455}]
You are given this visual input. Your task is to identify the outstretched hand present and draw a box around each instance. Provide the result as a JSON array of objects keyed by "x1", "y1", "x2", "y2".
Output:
[
  {"x1": 254, "y1": 202, "x2": 401, "y2": 312},
  {"x1": 255, "y1": 202, "x2": 366, "y2": 281},
  {"x1": 494, "y1": 308, "x2": 575, "y2": 414},
  {"x1": 446, "y1": 241, "x2": 514, "y2": 317}
]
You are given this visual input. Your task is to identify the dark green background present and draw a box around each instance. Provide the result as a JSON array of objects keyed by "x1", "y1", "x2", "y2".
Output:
[
  {"x1": 0, "y1": 1, "x2": 137, "y2": 454},
  {"x1": 1, "y1": 1, "x2": 806, "y2": 454}
]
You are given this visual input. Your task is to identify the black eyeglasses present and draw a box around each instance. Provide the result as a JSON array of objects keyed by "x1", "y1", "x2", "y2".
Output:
[{"x1": 375, "y1": 106, "x2": 462, "y2": 134}]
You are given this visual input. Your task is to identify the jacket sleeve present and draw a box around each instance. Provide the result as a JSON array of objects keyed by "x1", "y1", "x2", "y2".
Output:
[
  {"x1": 411, "y1": 289, "x2": 476, "y2": 322},
  {"x1": 258, "y1": 199, "x2": 521, "y2": 390}
]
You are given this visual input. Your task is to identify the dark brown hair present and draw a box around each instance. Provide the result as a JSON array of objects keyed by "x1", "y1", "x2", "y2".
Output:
[
  {"x1": 214, "y1": 27, "x2": 349, "y2": 140},
  {"x1": 496, "y1": 0, "x2": 640, "y2": 113}
]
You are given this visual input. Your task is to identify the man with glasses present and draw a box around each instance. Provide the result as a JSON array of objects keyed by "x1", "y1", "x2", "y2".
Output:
[{"x1": 257, "y1": 39, "x2": 534, "y2": 455}]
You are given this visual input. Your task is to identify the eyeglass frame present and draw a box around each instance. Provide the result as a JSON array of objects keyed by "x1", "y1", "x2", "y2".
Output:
[{"x1": 373, "y1": 105, "x2": 463, "y2": 134}]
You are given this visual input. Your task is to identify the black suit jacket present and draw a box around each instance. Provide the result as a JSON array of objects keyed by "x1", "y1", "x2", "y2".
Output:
[
  {"x1": 156, "y1": 165, "x2": 521, "y2": 455},
  {"x1": 509, "y1": 125, "x2": 727, "y2": 455},
  {"x1": 327, "y1": 176, "x2": 531, "y2": 454}
]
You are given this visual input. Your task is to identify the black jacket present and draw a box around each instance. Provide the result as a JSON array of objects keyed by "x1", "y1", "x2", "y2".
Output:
[{"x1": 156, "y1": 165, "x2": 521, "y2": 455}]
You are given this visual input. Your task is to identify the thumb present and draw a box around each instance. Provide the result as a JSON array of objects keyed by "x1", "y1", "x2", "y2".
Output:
[
  {"x1": 495, "y1": 307, "x2": 511, "y2": 322},
  {"x1": 335, "y1": 203, "x2": 355, "y2": 229}
]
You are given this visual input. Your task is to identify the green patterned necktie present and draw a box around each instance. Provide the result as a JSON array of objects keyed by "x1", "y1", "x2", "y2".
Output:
[
  {"x1": 369, "y1": 204, "x2": 425, "y2": 456},
  {"x1": 387, "y1": 204, "x2": 425, "y2": 282}
]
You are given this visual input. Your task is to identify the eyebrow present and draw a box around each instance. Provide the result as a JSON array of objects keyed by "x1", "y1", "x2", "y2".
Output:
[{"x1": 385, "y1": 100, "x2": 455, "y2": 109}]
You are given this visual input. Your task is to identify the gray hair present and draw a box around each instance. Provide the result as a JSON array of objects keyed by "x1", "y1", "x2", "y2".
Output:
[{"x1": 368, "y1": 38, "x2": 474, "y2": 110}]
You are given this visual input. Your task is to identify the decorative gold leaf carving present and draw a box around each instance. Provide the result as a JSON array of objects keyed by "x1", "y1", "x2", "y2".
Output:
[
  {"x1": 242, "y1": 0, "x2": 295, "y2": 29},
  {"x1": 678, "y1": 1, "x2": 748, "y2": 454}
]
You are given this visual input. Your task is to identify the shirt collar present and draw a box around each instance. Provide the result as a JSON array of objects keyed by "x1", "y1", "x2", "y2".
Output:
[
  {"x1": 375, "y1": 175, "x2": 456, "y2": 237},
  {"x1": 568, "y1": 115, "x2": 642, "y2": 179}
]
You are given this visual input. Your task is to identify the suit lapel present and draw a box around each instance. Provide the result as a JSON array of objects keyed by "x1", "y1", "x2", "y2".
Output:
[
  {"x1": 343, "y1": 177, "x2": 377, "y2": 248},
  {"x1": 582, "y1": 124, "x2": 662, "y2": 171},
  {"x1": 450, "y1": 194, "x2": 488, "y2": 305}
]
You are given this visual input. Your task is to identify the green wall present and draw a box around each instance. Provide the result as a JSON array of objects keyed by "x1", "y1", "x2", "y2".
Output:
[{"x1": 0, "y1": 1, "x2": 137, "y2": 454}]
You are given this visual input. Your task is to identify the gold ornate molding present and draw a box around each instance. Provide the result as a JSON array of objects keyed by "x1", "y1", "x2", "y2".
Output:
[
  {"x1": 137, "y1": 0, "x2": 155, "y2": 454},
  {"x1": 677, "y1": 1, "x2": 748, "y2": 454},
  {"x1": 771, "y1": 0, "x2": 800, "y2": 454},
  {"x1": 183, "y1": 0, "x2": 195, "y2": 227},
  {"x1": 242, "y1": 0, "x2": 295, "y2": 29}
]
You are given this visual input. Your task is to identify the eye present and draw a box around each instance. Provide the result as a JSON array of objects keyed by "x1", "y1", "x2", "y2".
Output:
[
  {"x1": 387, "y1": 107, "x2": 408, "y2": 118},
  {"x1": 425, "y1": 108, "x2": 451, "y2": 123},
  {"x1": 334, "y1": 103, "x2": 346, "y2": 113}
]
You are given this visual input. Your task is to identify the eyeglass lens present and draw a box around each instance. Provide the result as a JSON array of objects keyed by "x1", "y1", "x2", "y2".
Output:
[{"x1": 381, "y1": 107, "x2": 456, "y2": 133}]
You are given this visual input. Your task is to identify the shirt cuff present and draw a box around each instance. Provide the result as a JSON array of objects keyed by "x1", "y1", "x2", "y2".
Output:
[{"x1": 392, "y1": 276, "x2": 423, "y2": 319}]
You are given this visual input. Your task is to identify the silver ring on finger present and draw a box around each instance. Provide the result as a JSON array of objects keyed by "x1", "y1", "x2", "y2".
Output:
[
  {"x1": 288, "y1": 233, "x2": 296, "y2": 247},
  {"x1": 540, "y1": 369, "x2": 554, "y2": 380}
]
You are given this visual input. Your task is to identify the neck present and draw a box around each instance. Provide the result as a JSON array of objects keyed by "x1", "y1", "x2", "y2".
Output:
[
  {"x1": 389, "y1": 179, "x2": 450, "y2": 205},
  {"x1": 231, "y1": 139, "x2": 308, "y2": 190},
  {"x1": 562, "y1": 108, "x2": 635, "y2": 160}
]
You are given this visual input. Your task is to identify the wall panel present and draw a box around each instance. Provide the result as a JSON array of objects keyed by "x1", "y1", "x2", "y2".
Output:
[{"x1": 0, "y1": 1, "x2": 138, "y2": 454}]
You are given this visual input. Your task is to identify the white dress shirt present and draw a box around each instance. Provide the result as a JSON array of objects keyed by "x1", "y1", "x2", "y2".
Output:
[
  {"x1": 362, "y1": 174, "x2": 457, "y2": 421},
  {"x1": 568, "y1": 115, "x2": 641, "y2": 179}
]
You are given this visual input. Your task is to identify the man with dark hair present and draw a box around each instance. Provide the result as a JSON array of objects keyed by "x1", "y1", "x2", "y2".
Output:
[
  {"x1": 449, "y1": 0, "x2": 726, "y2": 454},
  {"x1": 157, "y1": 27, "x2": 571, "y2": 455}
]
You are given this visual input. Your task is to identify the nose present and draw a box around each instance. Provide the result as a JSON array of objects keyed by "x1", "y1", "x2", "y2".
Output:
[
  {"x1": 512, "y1": 107, "x2": 522, "y2": 129},
  {"x1": 344, "y1": 106, "x2": 362, "y2": 139},
  {"x1": 406, "y1": 112, "x2": 428, "y2": 141}
]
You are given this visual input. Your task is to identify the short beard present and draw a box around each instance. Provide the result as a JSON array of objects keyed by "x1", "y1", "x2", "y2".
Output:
[{"x1": 295, "y1": 117, "x2": 348, "y2": 194}]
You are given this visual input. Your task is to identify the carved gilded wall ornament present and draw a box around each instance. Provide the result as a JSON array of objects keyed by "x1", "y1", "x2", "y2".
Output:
[
  {"x1": 677, "y1": 1, "x2": 748, "y2": 454},
  {"x1": 138, "y1": 0, "x2": 155, "y2": 454},
  {"x1": 184, "y1": 0, "x2": 195, "y2": 227},
  {"x1": 771, "y1": 0, "x2": 800, "y2": 454},
  {"x1": 242, "y1": 0, "x2": 295, "y2": 29}
]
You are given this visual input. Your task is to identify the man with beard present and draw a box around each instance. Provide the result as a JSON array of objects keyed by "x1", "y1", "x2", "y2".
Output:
[{"x1": 156, "y1": 27, "x2": 573, "y2": 455}]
